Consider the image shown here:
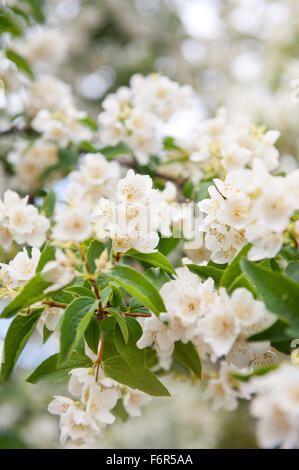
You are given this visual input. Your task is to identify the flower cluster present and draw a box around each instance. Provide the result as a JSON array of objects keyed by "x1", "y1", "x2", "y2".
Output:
[
  {"x1": 92, "y1": 169, "x2": 162, "y2": 253},
  {"x1": 188, "y1": 108, "x2": 281, "y2": 172},
  {"x1": 48, "y1": 367, "x2": 151, "y2": 447},
  {"x1": 0, "y1": 190, "x2": 49, "y2": 250},
  {"x1": 0, "y1": 247, "x2": 40, "y2": 293},
  {"x1": 97, "y1": 74, "x2": 193, "y2": 164},
  {"x1": 198, "y1": 162, "x2": 299, "y2": 263},
  {"x1": 248, "y1": 364, "x2": 299, "y2": 449},
  {"x1": 7, "y1": 138, "x2": 58, "y2": 192},
  {"x1": 138, "y1": 267, "x2": 277, "y2": 370},
  {"x1": 67, "y1": 153, "x2": 120, "y2": 205}
]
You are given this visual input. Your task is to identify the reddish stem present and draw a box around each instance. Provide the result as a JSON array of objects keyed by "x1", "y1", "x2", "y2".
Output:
[{"x1": 95, "y1": 335, "x2": 104, "y2": 382}]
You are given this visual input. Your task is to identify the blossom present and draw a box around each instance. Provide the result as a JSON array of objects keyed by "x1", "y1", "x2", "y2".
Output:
[
  {"x1": 92, "y1": 170, "x2": 161, "y2": 253},
  {"x1": 249, "y1": 364, "x2": 299, "y2": 449},
  {"x1": 68, "y1": 153, "x2": 120, "y2": 204},
  {"x1": 0, "y1": 247, "x2": 40, "y2": 291},
  {"x1": 0, "y1": 190, "x2": 49, "y2": 249},
  {"x1": 203, "y1": 362, "x2": 250, "y2": 411},
  {"x1": 53, "y1": 204, "x2": 92, "y2": 242},
  {"x1": 123, "y1": 388, "x2": 152, "y2": 417},
  {"x1": 196, "y1": 291, "x2": 241, "y2": 358},
  {"x1": 42, "y1": 249, "x2": 76, "y2": 293}
]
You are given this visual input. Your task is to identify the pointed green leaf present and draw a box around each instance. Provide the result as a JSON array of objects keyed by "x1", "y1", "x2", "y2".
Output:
[
  {"x1": 186, "y1": 264, "x2": 223, "y2": 286},
  {"x1": 1, "y1": 309, "x2": 43, "y2": 383},
  {"x1": 125, "y1": 249, "x2": 176, "y2": 275},
  {"x1": 59, "y1": 297, "x2": 98, "y2": 365},
  {"x1": 103, "y1": 356, "x2": 170, "y2": 397},
  {"x1": 0, "y1": 274, "x2": 52, "y2": 318},
  {"x1": 26, "y1": 351, "x2": 92, "y2": 384},
  {"x1": 110, "y1": 265, "x2": 166, "y2": 316},
  {"x1": 241, "y1": 259, "x2": 299, "y2": 337},
  {"x1": 173, "y1": 341, "x2": 202, "y2": 380}
]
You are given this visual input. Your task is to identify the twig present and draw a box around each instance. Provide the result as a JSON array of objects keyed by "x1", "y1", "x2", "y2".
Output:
[
  {"x1": 120, "y1": 311, "x2": 151, "y2": 317},
  {"x1": 43, "y1": 301, "x2": 67, "y2": 308},
  {"x1": 95, "y1": 335, "x2": 104, "y2": 382}
]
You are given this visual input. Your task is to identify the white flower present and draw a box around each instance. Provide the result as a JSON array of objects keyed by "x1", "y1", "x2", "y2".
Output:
[
  {"x1": 137, "y1": 315, "x2": 174, "y2": 369},
  {"x1": 196, "y1": 290, "x2": 240, "y2": 358},
  {"x1": 0, "y1": 190, "x2": 49, "y2": 248},
  {"x1": 221, "y1": 143, "x2": 251, "y2": 171},
  {"x1": 123, "y1": 388, "x2": 152, "y2": 417},
  {"x1": 14, "y1": 26, "x2": 69, "y2": 67},
  {"x1": 249, "y1": 364, "x2": 299, "y2": 449},
  {"x1": 27, "y1": 74, "x2": 73, "y2": 117},
  {"x1": 59, "y1": 407, "x2": 101, "y2": 446},
  {"x1": 160, "y1": 268, "x2": 216, "y2": 327},
  {"x1": 246, "y1": 223, "x2": 283, "y2": 261},
  {"x1": 4, "y1": 247, "x2": 40, "y2": 284},
  {"x1": 38, "y1": 307, "x2": 63, "y2": 335},
  {"x1": 85, "y1": 383, "x2": 119, "y2": 425},
  {"x1": 68, "y1": 368, "x2": 95, "y2": 397},
  {"x1": 117, "y1": 170, "x2": 155, "y2": 204},
  {"x1": 48, "y1": 395, "x2": 75, "y2": 417},
  {"x1": 230, "y1": 288, "x2": 268, "y2": 329},
  {"x1": 42, "y1": 249, "x2": 75, "y2": 293},
  {"x1": 253, "y1": 177, "x2": 294, "y2": 232},
  {"x1": 203, "y1": 361, "x2": 251, "y2": 411},
  {"x1": 53, "y1": 204, "x2": 92, "y2": 242}
]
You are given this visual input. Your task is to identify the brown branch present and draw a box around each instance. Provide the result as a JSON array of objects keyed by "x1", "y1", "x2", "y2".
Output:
[
  {"x1": 43, "y1": 301, "x2": 67, "y2": 308},
  {"x1": 120, "y1": 311, "x2": 151, "y2": 317},
  {"x1": 290, "y1": 232, "x2": 299, "y2": 251},
  {"x1": 95, "y1": 335, "x2": 104, "y2": 382}
]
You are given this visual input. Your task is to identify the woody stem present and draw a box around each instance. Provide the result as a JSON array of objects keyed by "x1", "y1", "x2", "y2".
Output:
[
  {"x1": 95, "y1": 335, "x2": 104, "y2": 382},
  {"x1": 43, "y1": 301, "x2": 67, "y2": 308}
]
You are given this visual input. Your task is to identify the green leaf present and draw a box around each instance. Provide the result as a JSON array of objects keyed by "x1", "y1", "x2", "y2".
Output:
[
  {"x1": 128, "y1": 299, "x2": 150, "y2": 315},
  {"x1": 220, "y1": 244, "x2": 252, "y2": 289},
  {"x1": 86, "y1": 240, "x2": 105, "y2": 273},
  {"x1": 114, "y1": 317, "x2": 143, "y2": 366},
  {"x1": 280, "y1": 245, "x2": 299, "y2": 262},
  {"x1": 226, "y1": 273, "x2": 257, "y2": 297},
  {"x1": 41, "y1": 189, "x2": 56, "y2": 217},
  {"x1": 26, "y1": 351, "x2": 92, "y2": 384},
  {"x1": 84, "y1": 317, "x2": 102, "y2": 354},
  {"x1": 100, "y1": 143, "x2": 131, "y2": 160},
  {"x1": 5, "y1": 49, "x2": 34, "y2": 79},
  {"x1": 173, "y1": 341, "x2": 202, "y2": 380},
  {"x1": 42, "y1": 324, "x2": 53, "y2": 344},
  {"x1": 24, "y1": 0, "x2": 46, "y2": 22},
  {"x1": 125, "y1": 249, "x2": 176, "y2": 275},
  {"x1": 112, "y1": 399, "x2": 129, "y2": 422},
  {"x1": 196, "y1": 181, "x2": 213, "y2": 201},
  {"x1": 144, "y1": 267, "x2": 170, "y2": 290},
  {"x1": 0, "y1": 274, "x2": 52, "y2": 318},
  {"x1": 59, "y1": 297, "x2": 98, "y2": 365},
  {"x1": 186, "y1": 264, "x2": 223, "y2": 287},
  {"x1": 230, "y1": 363, "x2": 280, "y2": 382},
  {"x1": 1, "y1": 309, "x2": 43, "y2": 383},
  {"x1": 285, "y1": 261, "x2": 299, "y2": 283},
  {"x1": 157, "y1": 236, "x2": 180, "y2": 256},
  {"x1": 58, "y1": 146, "x2": 78, "y2": 169},
  {"x1": 103, "y1": 356, "x2": 170, "y2": 397},
  {"x1": 248, "y1": 319, "x2": 292, "y2": 354},
  {"x1": 80, "y1": 116, "x2": 98, "y2": 131},
  {"x1": 65, "y1": 286, "x2": 96, "y2": 299},
  {"x1": 110, "y1": 265, "x2": 166, "y2": 316},
  {"x1": 182, "y1": 180, "x2": 194, "y2": 199},
  {"x1": 36, "y1": 242, "x2": 56, "y2": 272},
  {"x1": 0, "y1": 8, "x2": 23, "y2": 36},
  {"x1": 106, "y1": 308, "x2": 129, "y2": 344},
  {"x1": 241, "y1": 259, "x2": 299, "y2": 337},
  {"x1": 100, "y1": 286, "x2": 112, "y2": 307}
]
